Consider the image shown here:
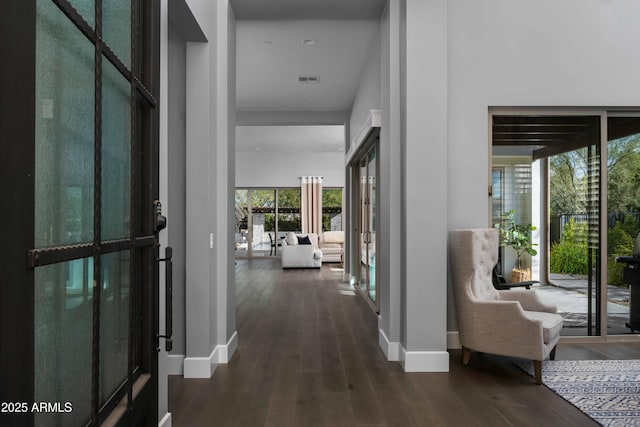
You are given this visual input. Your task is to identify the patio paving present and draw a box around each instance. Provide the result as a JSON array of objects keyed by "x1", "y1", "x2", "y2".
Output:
[{"x1": 532, "y1": 273, "x2": 635, "y2": 335}]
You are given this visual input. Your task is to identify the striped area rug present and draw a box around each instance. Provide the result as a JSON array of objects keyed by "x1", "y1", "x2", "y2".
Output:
[{"x1": 517, "y1": 360, "x2": 640, "y2": 427}]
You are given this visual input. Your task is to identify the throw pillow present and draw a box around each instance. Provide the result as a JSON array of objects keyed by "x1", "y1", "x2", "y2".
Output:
[
  {"x1": 285, "y1": 232, "x2": 298, "y2": 245},
  {"x1": 297, "y1": 235, "x2": 312, "y2": 245}
]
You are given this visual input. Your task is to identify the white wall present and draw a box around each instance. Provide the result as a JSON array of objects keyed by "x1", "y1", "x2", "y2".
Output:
[
  {"x1": 349, "y1": 28, "x2": 381, "y2": 146},
  {"x1": 376, "y1": 0, "x2": 403, "y2": 362},
  {"x1": 348, "y1": 0, "x2": 450, "y2": 371},
  {"x1": 167, "y1": 17, "x2": 188, "y2": 359},
  {"x1": 215, "y1": 0, "x2": 238, "y2": 368},
  {"x1": 236, "y1": 151, "x2": 345, "y2": 188},
  {"x1": 446, "y1": 0, "x2": 640, "y2": 333},
  {"x1": 448, "y1": 0, "x2": 640, "y2": 230},
  {"x1": 401, "y1": 0, "x2": 449, "y2": 371},
  {"x1": 160, "y1": 0, "x2": 237, "y2": 386}
]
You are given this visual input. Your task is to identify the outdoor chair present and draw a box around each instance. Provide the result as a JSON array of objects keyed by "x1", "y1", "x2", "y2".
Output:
[
  {"x1": 449, "y1": 228, "x2": 563, "y2": 384},
  {"x1": 268, "y1": 232, "x2": 281, "y2": 256},
  {"x1": 492, "y1": 265, "x2": 538, "y2": 290}
]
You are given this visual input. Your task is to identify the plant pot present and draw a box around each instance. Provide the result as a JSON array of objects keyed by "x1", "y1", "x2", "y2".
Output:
[{"x1": 511, "y1": 267, "x2": 531, "y2": 282}]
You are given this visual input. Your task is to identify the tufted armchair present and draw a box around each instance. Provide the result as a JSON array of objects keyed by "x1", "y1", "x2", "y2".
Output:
[{"x1": 449, "y1": 228, "x2": 563, "y2": 384}]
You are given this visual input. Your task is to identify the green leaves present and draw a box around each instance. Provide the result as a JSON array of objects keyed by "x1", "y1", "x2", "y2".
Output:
[{"x1": 495, "y1": 210, "x2": 537, "y2": 269}]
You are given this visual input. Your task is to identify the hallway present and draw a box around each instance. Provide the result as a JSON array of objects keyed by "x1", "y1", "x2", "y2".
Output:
[{"x1": 168, "y1": 259, "x2": 614, "y2": 426}]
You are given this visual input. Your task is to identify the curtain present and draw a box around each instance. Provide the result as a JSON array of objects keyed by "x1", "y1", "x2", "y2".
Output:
[{"x1": 301, "y1": 176, "x2": 323, "y2": 234}]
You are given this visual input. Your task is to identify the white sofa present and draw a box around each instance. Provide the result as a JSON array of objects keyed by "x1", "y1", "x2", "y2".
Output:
[
  {"x1": 319, "y1": 231, "x2": 344, "y2": 263},
  {"x1": 281, "y1": 232, "x2": 322, "y2": 269}
]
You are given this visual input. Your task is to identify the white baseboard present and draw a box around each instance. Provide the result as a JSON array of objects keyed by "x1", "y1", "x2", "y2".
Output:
[
  {"x1": 400, "y1": 346, "x2": 450, "y2": 372},
  {"x1": 159, "y1": 412, "x2": 172, "y2": 427},
  {"x1": 447, "y1": 331, "x2": 461, "y2": 349},
  {"x1": 182, "y1": 331, "x2": 238, "y2": 378},
  {"x1": 378, "y1": 328, "x2": 400, "y2": 361},
  {"x1": 166, "y1": 354, "x2": 185, "y2": 375},
  {"x1": 219, "y1": 331, "x2": 238, "y2": 363},
  {"x1": 183, "y1": 348, "x2": 218, "y2": 378}
]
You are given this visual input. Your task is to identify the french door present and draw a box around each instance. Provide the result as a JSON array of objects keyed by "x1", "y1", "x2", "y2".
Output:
[
  {"x1": 355, "y1": 144, "x2": 379, "y2": 311},
  {"x1": 0, "y1": 1, "x2": 160, "y2": 425}
]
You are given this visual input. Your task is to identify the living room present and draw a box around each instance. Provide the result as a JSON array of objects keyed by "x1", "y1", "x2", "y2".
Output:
[{"x1": 234, "y1": 124, "x2": 346, "y2": 262}]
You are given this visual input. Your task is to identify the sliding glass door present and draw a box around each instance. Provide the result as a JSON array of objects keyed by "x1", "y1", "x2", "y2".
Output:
[
  {"x1": 606, "y1": 116, "x2": 640, "y2": 334},
  {"x1": 251, "y1": 189, "x2": 277, "y2": 257},
  {"x1": 355, "y1": 145, "x2": 379, "y2": 310},
  {"x1": 546, "y1": 116, "x2": 602, "y2": 336},
  {"x1": 235, "y1": 188, "x2": 302, "y2": 259},
  {"x1": 492, "y1": 110, "x2": 640, "y2": 338},
  {"x1": 235, "y1": 189, "x2": 250, "y2": 256}
]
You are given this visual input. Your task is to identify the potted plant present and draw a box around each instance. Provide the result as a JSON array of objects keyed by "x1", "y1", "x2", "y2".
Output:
[{"x1": 495, "y1": 210, "x2": 538, "y2": 281}]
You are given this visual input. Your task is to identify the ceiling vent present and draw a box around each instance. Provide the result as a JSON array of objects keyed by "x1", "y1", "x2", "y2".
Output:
[{"x1": 298, "y1": 75, "x2": 320, "y2": 84}]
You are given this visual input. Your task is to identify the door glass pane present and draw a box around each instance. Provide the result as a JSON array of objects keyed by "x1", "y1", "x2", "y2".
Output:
[
  {"x1": 359, "y1": 158, "x2": 370, "y2": 300},
  {"x1": 100, "y1": 251, "x2": 131, "y2": 404},
  {"x1": 278, "y1": 188, "x2": 301, "y2": 239},
  {"x1": 491, "y1": 168, "x2": 504, "y2": 226},
  {"x1": 35, "y1": 0, "x2": 94, "y2": 248},
  {"x1": 322, "y1": 188, "x2": 343, "y2": 231},
  {"x1": 103, "y1": 0, "x2": 131, "y2": 68},
  {"x1": 550, "y1": 146, "x2": 600, "y2": 336},
  {"x1": 69, "y1": 0, "x2": 95, "y2": 28},
  {"x1": 606, "y1": 117, "x2": 640, "y2": 335},
  {"x1": 367, "y1": 149, "x2": 377, "y2": 304},
  {"x1": 102, "y1": 57, "x2": 131, "y2": 240},
  {"x1": 546, "y1": 117, "x2": 601, "y2": 336},
  {"x1": 35, "y1": 258, "x2": 94, "y2": 427},
  {"x1": 235, "y1": 190, "x2": 249, "y2": 257},
  {"x1": 251, "y1": 190, "x2": 276, "y2": 257}
]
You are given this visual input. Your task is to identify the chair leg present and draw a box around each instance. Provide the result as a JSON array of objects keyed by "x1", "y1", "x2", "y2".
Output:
[
  {"x1": 533, "y1": 360, "x2": 542, "y2": 385},
  {"x1": 550, "y1": 345, "x2": 557, "y2": 360},
  {"x1": 462, "y1": 347, "x2": 472, "y2": 366}
]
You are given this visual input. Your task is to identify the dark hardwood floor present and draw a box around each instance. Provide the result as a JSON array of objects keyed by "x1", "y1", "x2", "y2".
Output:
[{"x1": 169, "y1": 258, "x2": 640, "y2": 426}]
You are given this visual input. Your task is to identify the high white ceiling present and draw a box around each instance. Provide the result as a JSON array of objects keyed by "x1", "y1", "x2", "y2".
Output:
[
  {"x1": 236, "y1": 20, "x2": 379, "y2": 113},
  {"x1": 232, "y1": 0, "x2": 385, "y2": 153}
]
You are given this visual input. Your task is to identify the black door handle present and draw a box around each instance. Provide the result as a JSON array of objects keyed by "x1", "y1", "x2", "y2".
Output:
[
  {"x1": 154, "y1": 200, "x2": 167, "y2": 232},
  {"x1": 158, "y1": 246, "x2": 173, "y2": 352}
]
